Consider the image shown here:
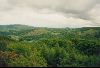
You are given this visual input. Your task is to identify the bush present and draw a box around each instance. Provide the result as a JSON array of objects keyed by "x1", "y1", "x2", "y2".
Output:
[
  {"x1": 75, "y1": 40, "x2": 100, "y2": 55},
  {"x1": 0, "y1": 51, "x2": 17, "y2": 67}
]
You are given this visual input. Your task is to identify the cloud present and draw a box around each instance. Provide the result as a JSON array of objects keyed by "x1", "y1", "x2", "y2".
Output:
[
  {"x1": 88, "y1": 4, "x2": 100, "y2": 26},
  {"x1": 0, "y1": 7, "x2": 94, "y2": 28},
  {"x1": 7, "y1": 0, "x2": 98, "y2": 12},
  {"x1": 0, "y1": 0, "x2": 100, "y2": 28}
]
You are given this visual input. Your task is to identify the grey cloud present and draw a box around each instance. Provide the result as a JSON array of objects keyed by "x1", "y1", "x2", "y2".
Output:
[
  {"x1": 2, "y1": 0, "x2": 100, "y2": 14},
  {"x1": 7, "y1": 0, "x2": 98, "y2": 11},
  {"x1": 19, "y1": 0, "x2": 100, "y2": 20},
  {"x1": 0, "y1": 0, "x2": 100, "y2": 27}
]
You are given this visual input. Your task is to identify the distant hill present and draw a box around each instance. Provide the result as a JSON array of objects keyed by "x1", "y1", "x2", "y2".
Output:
[
  {"x1": 0, "y1": 24, "x2": 34, "y2": 31},
  {"x1": 0, "y1": 24, "x2": 100, "y2": 39}
]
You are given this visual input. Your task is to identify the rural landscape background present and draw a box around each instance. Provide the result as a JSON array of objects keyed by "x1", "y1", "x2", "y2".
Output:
[
  {"x1": 0, "y1": 25, "x2": 100, "y2": 67},
  {"x1": 0, "y1": 0, "x2": 100, "y2": 67}
]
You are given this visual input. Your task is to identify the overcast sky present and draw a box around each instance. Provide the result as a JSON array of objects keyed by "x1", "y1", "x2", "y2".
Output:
[{"x1": 0, "y1": 0, "x2": 100, "y2": 28}]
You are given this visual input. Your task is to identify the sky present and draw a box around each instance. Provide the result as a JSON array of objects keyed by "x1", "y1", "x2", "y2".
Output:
[{"x1": 0, "y1": 0, "x2": 100, "y2": 28}]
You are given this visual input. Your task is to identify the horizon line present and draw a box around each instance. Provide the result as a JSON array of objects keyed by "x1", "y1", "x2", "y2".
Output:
[{"x1": 0, "y1": 24, "x2": 100, "y2": 29}]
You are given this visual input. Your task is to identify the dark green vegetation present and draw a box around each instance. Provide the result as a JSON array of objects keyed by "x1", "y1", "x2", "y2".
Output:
[{"x1": 0, "y1": 25, "x2": 100, "y2": 67}]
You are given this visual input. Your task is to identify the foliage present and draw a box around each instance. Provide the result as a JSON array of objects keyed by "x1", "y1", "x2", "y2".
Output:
[{"x1": 0, "y1": 25, "x2": 100, "y2": 67}]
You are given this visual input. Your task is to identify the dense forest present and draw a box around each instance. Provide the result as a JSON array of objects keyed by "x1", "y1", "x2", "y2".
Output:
[{"x1": 0, "y1": 25, "x2": 100, "y2": 67}]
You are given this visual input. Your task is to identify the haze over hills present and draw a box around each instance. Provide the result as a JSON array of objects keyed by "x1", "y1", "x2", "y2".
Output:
[
  {"x1": 0, "y1": 24, "x2": 34, "y2": 31},
  {"x1": 0, "y1": 24, "x2": 99, "y2": 28}
]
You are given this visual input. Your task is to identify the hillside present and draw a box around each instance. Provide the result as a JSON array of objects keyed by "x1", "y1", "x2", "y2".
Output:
[
  {"x1": 0, "y1": 25, "x2": 100, "y2": 67},
  {"x1": 0, "y1": 24, "x2": 34, "y2": 31}
]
